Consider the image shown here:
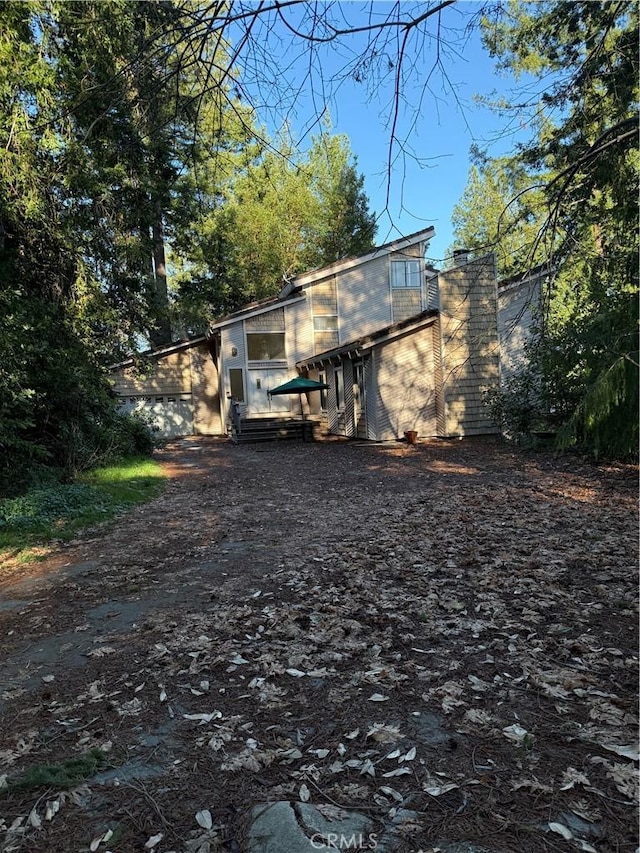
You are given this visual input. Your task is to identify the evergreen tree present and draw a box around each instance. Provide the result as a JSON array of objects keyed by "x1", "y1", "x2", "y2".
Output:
[
  {"x1": 171, "y1": 124, "x2": 376, "y2": 326},
  {"x1": 450, "y1": 154, "x2": 549, "y2": 277},
  {"x1": 476, "y1": 0, "x2": 639, "y2": 459},
  {"x1": 305, "y1": 130, "x2": 377, "y2": 267}
]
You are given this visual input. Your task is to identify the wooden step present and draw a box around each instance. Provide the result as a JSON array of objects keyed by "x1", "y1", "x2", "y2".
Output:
[{"x1": 231, "y1": 418, "x2": 315, "y2": 444}]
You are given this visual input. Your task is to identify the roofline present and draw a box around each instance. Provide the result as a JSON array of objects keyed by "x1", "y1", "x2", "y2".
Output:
[
  {"x1": 498, "y1": 262, "x2": 557, "y2": 290},
  {"x1": 297, "y1": 309, "x2": 438, "y2": 367},
  {"x1": 108, "y1": 335, "x2": 208, "y2": 371},
  {"x1": 291, "y1": 227, "x2": 436, "y2": 287},
  {"x1": 209, "y1": 293, "x2": 307, "y2": 330}
]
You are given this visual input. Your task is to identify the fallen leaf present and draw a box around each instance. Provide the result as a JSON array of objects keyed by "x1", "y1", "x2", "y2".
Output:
[
  {"x1": 400, "y1": 746, "x2": 417, "y2": 762},
  {"x1": 196, "y1": 809, "x2": 213, "y2": 830},
  {"x1": 502, "y1": 724, "x2": 530, "y2": 744},
  {"x1": 367, "y1": 724, "x2": 402, "y2": 743},
  {"x1": 548, "y1": 822, "x2": 573, "y2": 840},
  {"x1": 599, "y1": 742, "x2": 639, "y2": 762},
  {"x1": 184, "y1": 712, "x2": 223, "y2": 724}
]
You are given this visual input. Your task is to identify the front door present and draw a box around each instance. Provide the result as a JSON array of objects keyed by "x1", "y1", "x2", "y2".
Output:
[
  {"x1": 246, "y1": 368, "x2": 291, "y2": 415},
  {"x1": 353, "y1": 360, "x2": 367, "y2": 439}
]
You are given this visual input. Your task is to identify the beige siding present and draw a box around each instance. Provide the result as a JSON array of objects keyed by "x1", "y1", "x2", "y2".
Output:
[
  {"x1": 111, "y1": 350, "x2": 192, "y2": 396},
  {"x1": 438, "y1": 256, "x2": 500, "y2": 436},
  {"x1": 312, "y1": 331, "x2": 337, "y2": 353},
  {"x1": 245, "y1": 307, "x2": 284, "y2": 331},
  {"x1": 374, "y1": 327, "x2": 437, "y2": 441},
  {"x1": 285, "y1": 298, "x2": 314, "y2": 364},
  {"x1": 390, "y1": 246, "x2": 422, "y2": 260},
  {"x1": 190, "y1": 343, "x2": 222, "y2": 434},
  {"x1": 392, "y1": 289, "x2": 422, "y2": 323},
  {"x1": 221, "y1": 322, "x2": 247, "y2": 420},
  {"x1": 338, "y1": 254, "x2": 392, "y2": 342},
  {"x1": 224, "y1": 322, "x2": 246, "y2": 364},
  {"x1": 498, "y1": 276, "x2": 542, "y2": 382},
  {"x1": 311, "y1": 277, "x2": 338, "y2": 314},
  {"x1": 343, "y1": 359, "x2": 355, "y2": 438},
  {"x1": 363, "y1": 356, "x2": 376, "y2": 440},
  {"x1": 433, "y1": 320, "x2": 446, "y2": 436}
]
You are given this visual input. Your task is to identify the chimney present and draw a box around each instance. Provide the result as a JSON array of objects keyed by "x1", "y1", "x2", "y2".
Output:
[{"x1": 453, "y1": 248, "x2": 470, "y2": 266}]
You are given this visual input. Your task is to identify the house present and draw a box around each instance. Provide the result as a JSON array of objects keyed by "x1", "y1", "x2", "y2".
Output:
[
  {"x1": 497, "y1": 264, "x2": 550, "y2": 383},
  {"x1": 110, "y1": 228, "x2": 502, "y2": 442},
  {"x1": 110, "y1": 336, "x2": 222, "y2": 439}
]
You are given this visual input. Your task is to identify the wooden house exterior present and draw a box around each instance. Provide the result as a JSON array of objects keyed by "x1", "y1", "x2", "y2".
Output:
[
  {"x1": 497, "y1": 265, "x2": 548, "y2": 383},
  {"x1": 209, "y1": 229, "x2": 500, "y2": 441},
  {"x1": 110, "y1": 337, "x2": 222, "y2": 438},
  {"x1": 110, "y1": 227, "x2": 506, "y2": 442}
]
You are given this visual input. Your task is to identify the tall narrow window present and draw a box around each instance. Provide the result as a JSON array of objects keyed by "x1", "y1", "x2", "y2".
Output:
[
  {"x1": 229, "y1": 368, "x2": 245, "y2": 401},
  {"x1": 334, "y1": 364, "x2": 344, "y2": 410},
  {"x1": 318, "y1": 370, "x2": 327, "y2": 410},
  {"x1": 391, "y1": 260, "x2": 421, "y2": 288}
]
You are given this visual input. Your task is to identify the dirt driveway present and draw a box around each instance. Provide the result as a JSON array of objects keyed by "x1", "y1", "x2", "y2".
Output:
[{"x1": 0, "y1": 437, "x2": 637, "y2": 853}]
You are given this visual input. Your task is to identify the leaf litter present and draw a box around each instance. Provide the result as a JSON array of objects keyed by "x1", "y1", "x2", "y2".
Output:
[{"x1": 0, "y1": 437, "x2": 637, "y2": 852}]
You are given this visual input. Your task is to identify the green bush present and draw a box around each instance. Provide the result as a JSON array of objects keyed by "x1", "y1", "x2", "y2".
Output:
[{"x1": 484, "y1": 368, "x2": 556, "y2": 447}]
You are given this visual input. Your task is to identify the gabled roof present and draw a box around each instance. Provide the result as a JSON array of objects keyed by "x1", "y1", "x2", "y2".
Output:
[
  {"x1": 297, "y1": 309, "x2": 438, "y2": 368},
  {"x1": 109, "y1": 335, "x2": 208, "y2": 371},
  {"x1": 208, "y1": 227, "x2": 436, "y2": 331},
  {"x1": 208, "y1": 288, "x2": 305, "y2": 331},
  {"x1": 290, "y1": 227, "x2": 435, "y2": 288}
]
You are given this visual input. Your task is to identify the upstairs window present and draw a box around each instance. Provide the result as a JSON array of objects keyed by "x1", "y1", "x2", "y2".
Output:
[
  {"x1": 313, "y1": 316, "x2": 338, "y2": 331},
  {"x1": 246, "y1": 332, "x2": 286, "y2": 361},
  {"x1": 391, "y1": 260, "x2": 421, "y2": 288}
]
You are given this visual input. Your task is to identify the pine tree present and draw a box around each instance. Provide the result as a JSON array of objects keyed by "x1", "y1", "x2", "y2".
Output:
[{"x1": 476, "y1": 0, "x2": 639, "y2": 459}]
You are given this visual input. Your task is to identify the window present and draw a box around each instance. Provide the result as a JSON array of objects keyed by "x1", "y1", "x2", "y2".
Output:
[
  {"x1": 246, "y1": 332, "x2": 286, "y2": 361},
  {"x1": 318, "y1": 370, "x2": 327, "y2": 410},
  {"x1": 229, "y1": 368, "x2": 245, "y2": 401},
  {"x1": 391, "y1": 260, "x2": 421, "y2": 288},
  {"x1": 313, "y1": 316, "x2": 338, "y2": 331},
  {"x1": 334, "y1": 364, "x2": 344, "y2": 410}
]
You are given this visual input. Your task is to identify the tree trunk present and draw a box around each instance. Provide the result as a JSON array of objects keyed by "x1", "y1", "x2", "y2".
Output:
[{"x1": 149, "y1": 203, "x2": 172, "y2": 347}]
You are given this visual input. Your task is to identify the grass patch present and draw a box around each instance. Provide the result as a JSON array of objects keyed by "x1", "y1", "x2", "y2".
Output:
[
  {"x1": 0, "y1": 456, "x2": 166, "y2": 563},
  {"x1": 4, "y1": 749, "x2": 107, "y2": 793}
]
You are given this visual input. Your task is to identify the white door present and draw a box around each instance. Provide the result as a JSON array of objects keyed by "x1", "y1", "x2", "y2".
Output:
[{"x1": 246, "y1": 368, "x2": 291, "y2": 415}]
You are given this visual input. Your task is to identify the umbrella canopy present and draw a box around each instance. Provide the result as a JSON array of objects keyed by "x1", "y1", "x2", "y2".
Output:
[{"x1": 267, "y1": 376, "x2": 329, "y2": 396}]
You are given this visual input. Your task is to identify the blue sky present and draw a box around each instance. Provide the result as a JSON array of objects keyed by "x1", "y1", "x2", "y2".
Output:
[
  {"x1": 326, "y1": 22, "x2": 520, "y2": 262},
  {"x1": 239, "y1": 2, "x2": 533, "y2": 264}
]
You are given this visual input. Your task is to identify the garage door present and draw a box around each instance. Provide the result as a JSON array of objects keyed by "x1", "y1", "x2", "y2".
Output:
[{"x1": 120, "y1": 395, "x2": 194, "y2": 439}]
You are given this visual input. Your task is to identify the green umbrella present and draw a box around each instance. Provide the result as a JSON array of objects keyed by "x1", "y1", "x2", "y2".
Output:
[
  {"x1": 267, "y1": 376, "x2": 329, "y2": 436},
  {"x1": 267, "y1": 376, "x2": 329, "y2": 396}
]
